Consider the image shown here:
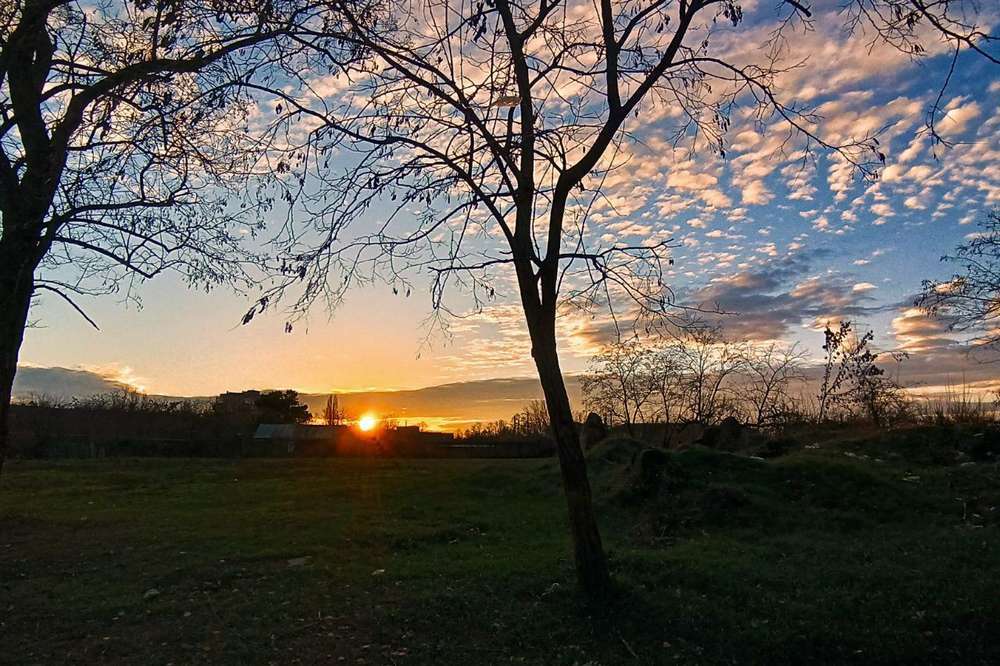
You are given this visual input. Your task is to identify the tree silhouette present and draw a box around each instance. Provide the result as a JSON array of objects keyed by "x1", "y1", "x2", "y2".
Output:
[
  {"x1": 739, "y1": 342, "x2": 806, "y2": 427},
  {"x1": 248, "y1": 0, "x2": 996, "y2": 599},
  {"x1": 323, "y1": 393, "x2": 347, "y2": 425},
  {"x1": 256, "y1": 390, "x2": 311, "y2": 424},
  {"x1": 0, "y1": 1, "x2": 354, "y2": 474},
  {"x1": 817, "y1": 321, "x2": 904, "y2": 424},
  {"x1": 583, "y1": 340, "x2": 656, "y2": 435},
  {"x1": 919, "y1": 209, "x2": 1000, "y2": 348}
]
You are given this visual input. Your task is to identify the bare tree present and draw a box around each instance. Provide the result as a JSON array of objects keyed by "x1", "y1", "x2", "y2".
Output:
[
  {"x1": 816, "y1": 321, "x2": 905, "y2": 424},
  {"x1": 323, "y1": 393, "x2": 347, "y2": 425},
  {"x1": 587, "y1": 335, "x2": 804, "y2": 430},
  {"x1": 252, "y1": 0, "x2": 996, "y2": 598},
  {"x1": 582, "y1": 340, "x2": 655, "y2": 435},
  {"x1": 648, "y1": 343, "x2": 690, "y2": 428},
  {"x1": 818, "y1": 321, "x2": 863, "y2": 422},
  {"x1": 678, "y1": 327, "x2": 744, "y2": 424},
  {"x1": 918, "y1": 209, "x2": 1000, "y2": 348},
  {"x1": 514, "y1": 399, "x2": 551, "y2": 436},
  {"x1": 739, "y1": 342, "x2": 806, "y2": 427},
  {"x1": 856, "y1": 362, "x2": 910, "y2": 426},
  {"x1": 0, "y1": 1, "x2": 335, "y2": 474},
  {"x1": 460, "y1": 399, "x2": 550, "y2": 438}
]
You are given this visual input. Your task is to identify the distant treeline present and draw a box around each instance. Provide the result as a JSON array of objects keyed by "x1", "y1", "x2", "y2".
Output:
[
  {"x1": 7, "y1": 389, "x2": 556, "y2": 460},
  {"x1": 455, "y1": 400, "x2": 553, "y2": 441},
  {"x1": 9, "y1": 389, "x2": 312, "y2": 459}
]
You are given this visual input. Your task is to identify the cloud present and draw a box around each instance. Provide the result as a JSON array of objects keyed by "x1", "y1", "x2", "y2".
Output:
[
  {"x1": 12, "y1": 365, "x2": 588, "y2": 431},
  {"x1": 740, "y1": 180, "x2": 773, "y2": 205},
  {"x1": 891, "y1": 306, "x2": 958, "y2": 353},
  {"x1": 937, "y1": 99, "x2": 981, "y2": 138},
  {"x1": 686, "y1": 251, "x2": 880, "y2": 340},
  {"x1": 870, "y1": 203, "x2": 895, "y2": 218},
  {"x1": 13, "y1": 365, "x2": 138, "y2": 400},
  {"x1": 667, "y1": 170, "x2": 717, "y2": 190},
  {"x1": 880, "y1": 302, "x2": 1000, "y2": 393}
]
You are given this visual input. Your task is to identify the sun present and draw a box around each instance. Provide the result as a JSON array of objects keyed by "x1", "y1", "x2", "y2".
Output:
[{"x1": 358, "y1": 413, "x2": 377, "y2": 432}]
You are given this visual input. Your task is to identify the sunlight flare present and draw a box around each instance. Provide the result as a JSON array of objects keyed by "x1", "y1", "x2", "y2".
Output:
[{"x1": 358, "y1": 413, "x2": 377, "y2": 432}]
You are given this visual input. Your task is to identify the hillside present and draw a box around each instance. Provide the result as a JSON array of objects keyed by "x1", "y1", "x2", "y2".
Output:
[{"x1": 2, "y1": 428, "x2": 998, "y2": 664}]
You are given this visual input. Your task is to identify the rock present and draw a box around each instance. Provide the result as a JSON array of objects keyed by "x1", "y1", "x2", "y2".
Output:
[
  {"x1": 757, "y1": 437, "x2": 800, "y2": 458},
  {"x1": 580, "y1": 412, "x2": 608, "y2": 450},
  {"x1": 287, "y1": 557, "x2": 311, "y2": 568},
  {"x1": 143, "y1": 588, "x2": 160, "y2": 600},
  {"x1": 636, "y1": 448, "x2": 670, "y2": 495},
  {"x1": 718, "y1": 416, "x2": 750, "y2": 449},
  {"x1": 699, "y1": 417, "x2": 750, "y2": 450},
  {"x1": 617, "y1": 447, "x2": 674, "y2": 502}
]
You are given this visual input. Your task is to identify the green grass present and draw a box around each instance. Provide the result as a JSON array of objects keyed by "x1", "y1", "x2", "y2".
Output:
[{"x1": 1, "y1": 441, "x2": 998, "y2": 665}]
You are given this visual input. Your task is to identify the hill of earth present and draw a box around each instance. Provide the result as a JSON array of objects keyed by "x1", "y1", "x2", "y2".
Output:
[{"x1": 1, "y1": 426, "x2": 997, "y2": 664}]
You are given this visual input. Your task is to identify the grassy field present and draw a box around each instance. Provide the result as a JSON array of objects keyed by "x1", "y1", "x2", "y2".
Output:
[{"x1": 2, "y1": 433, "x2": 999, "y2": 665}]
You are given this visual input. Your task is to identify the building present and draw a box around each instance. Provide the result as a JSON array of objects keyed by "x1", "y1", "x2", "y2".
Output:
[
  {"x1": 214, "y1": 390, "x2": 262, "y2": 414},
  {"x1": 251, "y1": 423, "x2": 346, "y2": 455}
]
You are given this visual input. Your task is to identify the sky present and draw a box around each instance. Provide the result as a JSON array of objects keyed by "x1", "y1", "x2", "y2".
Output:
[{"x1": 16, "y1": 1, "x2": 1000, "y2": 425}]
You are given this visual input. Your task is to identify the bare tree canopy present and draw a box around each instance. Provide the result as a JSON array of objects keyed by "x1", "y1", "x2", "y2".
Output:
[
  {"x1": 583, "y1": 333, "x2": 806, "y2": 431},
  {"x1": 919, "y1": 209, "x2": 1000, "y2": 348},
  {"x1": 583, "y1": 340, "x2": 656, "y2": 434},
  {"x1": 245, "y1": 0, "x2": 996, "y2": 599},
  {"x1": 323, "y1": 393, "x2": 348, "y2": 424},
  {"x1": 739, "y1": 341, "x2": 806, "y2": 427},
  {"x1": 1, "y1": 1, "x2": 306, "y2": 297},
  {"x1": 0, "y1": 0, "x2": 358, "y2": 474}
]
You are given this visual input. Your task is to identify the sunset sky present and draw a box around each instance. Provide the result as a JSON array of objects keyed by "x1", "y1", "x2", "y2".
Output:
[{"x1": 17, "y1": 3, "x2": 1000, "y2": 423}]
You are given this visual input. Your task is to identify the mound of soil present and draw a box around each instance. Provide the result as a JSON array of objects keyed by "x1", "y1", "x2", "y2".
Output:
[{"x1": 586, "y1": 437, "x2": 687, "y2": 504}]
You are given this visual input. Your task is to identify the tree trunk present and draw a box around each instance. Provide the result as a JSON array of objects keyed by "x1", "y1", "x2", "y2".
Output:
[
  {"x1": 0, "y1": 242, "x2": 38, "y2": 478},
  {"x1": 527, "y1": 314, "x2": 612, "y2": 602}
]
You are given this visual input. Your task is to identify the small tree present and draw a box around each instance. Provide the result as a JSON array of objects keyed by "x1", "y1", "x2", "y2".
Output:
[
  {"x1": 817, "y1": 321, "x2": 906, "y2": 424},
  {"x1": 515, "y1": 399, "x2": 551, "y2": 437},
  {"x1": 740, "y1": 343, "x2": 806, "y2": 427},
  {"x1": 818, "y1": 322, "x2": 865, "y2": 422},
  {"x1": 678, "y1": 327, "x2": 745, "y2": 425},
  {"x1": 582, "y1": 340, "x2": 655, "y2": 436},
  {"x1": 648, "y1": 343, "x2": 690, "y2": 427},
  {"x1": 322, "y1": 394, "x2": 346, "y2": 425}
]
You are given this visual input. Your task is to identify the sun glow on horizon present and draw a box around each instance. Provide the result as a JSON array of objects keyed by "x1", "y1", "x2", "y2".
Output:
[{"x1": 358, "y1": 413, "x2": 377, "y2": 432}]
